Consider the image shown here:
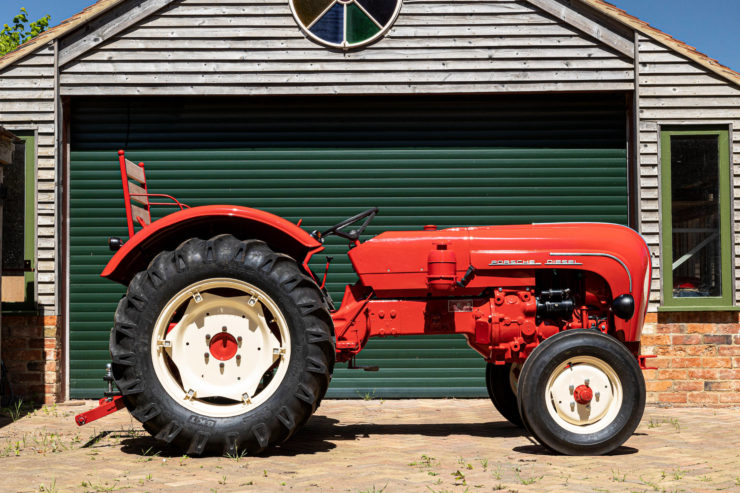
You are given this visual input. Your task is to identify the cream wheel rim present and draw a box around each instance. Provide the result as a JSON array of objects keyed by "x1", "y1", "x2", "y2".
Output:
[
  {"x1": 151, "y1": 278, "x2": 291, "y2": 418},
  {"x1": 545, "y1": 356, "x2": 622, "y2": 434}
]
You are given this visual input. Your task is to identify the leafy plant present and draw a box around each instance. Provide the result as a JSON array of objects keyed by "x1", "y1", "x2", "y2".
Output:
[{"x1": 1, "y1": 8, "x2": 51, "y2": 56}]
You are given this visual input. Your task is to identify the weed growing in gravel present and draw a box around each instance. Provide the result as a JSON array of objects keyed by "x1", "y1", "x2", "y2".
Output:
[
  {"x1": 80, "y1": 478, "x2": 120, "y2": 492},
  {"x1": 477, "y1": 457, "x2": 488, "y2": 471},
  {"x1": 672, "y1": 468, "x2": 686, "y2": 480},
  {"x1": 491, "y1": 464, "x2": 503, "y2": 480},
  {"x1": 514, "y1": 465, "x2": 543, "y2": 485},
  {"x1": 226, "y1": 446, "x2": 248, "y2": 462},
  {"x1": 358, "y1": 485, "x2": 387, "y2": 493},
  {"x1": 1, "y1": 399, "x2": 24, "y2": 421},
  {"x1": 451, "y1": 469, "x2": 467, "y2": 486},
  {"x1": 409, "y1": 454, "x2": 437, "y2": 468},
  {"x1": 37, "y1": 478, "x2": 57, "y2": 493},
  {"x1": 699, "y1": 475, "x2": 712, "y2": 482},
  {"x1": 612, "y1": 468, "x2": 627, "y2": 482}
]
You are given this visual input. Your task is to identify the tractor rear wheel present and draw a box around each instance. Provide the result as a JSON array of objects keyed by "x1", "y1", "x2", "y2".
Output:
[
  {"x1": 109, "y1": 235, "x2": 334, "y2": 455},
  {"x1": 485, "y1": 363, "x2": 523, "y2": 427},
  {"x1": 517, "y1": 329, "x2": 645, "y2": 455}
]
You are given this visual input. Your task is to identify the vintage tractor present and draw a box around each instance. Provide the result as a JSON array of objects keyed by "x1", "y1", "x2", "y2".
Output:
[{"x1": 76, "y1": 150, "x2": 654, "y2": 456}]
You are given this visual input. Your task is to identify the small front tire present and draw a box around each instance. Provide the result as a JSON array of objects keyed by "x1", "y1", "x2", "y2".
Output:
[
  {"x1": 517, "y1": 330, "x2": 645, "y2": 455},
  {"x1": 485, "y1": 363, "x2": 523, "y2": 427}
]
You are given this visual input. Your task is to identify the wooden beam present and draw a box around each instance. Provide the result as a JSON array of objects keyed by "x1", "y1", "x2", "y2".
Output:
[
  {"x1": 526, "y1": 0, "x2": 634, "y2": 58},
  {"x1": 59, "y1": 0, "x2": 177, "y2": 67}
]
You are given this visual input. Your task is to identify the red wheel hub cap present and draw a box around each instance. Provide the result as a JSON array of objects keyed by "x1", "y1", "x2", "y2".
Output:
[
  {"x1": 209, "y1": 332, "x2": 238, "y2": 361},
  {"x1": 573, "y1": 384, "x2": 593, "y2": 404}
]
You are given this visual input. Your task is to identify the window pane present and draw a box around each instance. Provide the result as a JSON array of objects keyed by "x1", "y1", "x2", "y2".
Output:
[
  {"x1": 2, "y1": 139, "x2": 26, "y2": 272},
  {"x1": 670, "y1": 135, "x2": 721, "y2": 298}
]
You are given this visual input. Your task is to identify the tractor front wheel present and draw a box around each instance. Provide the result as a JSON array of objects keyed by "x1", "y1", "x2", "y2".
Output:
[
  {"x1": 109, "y1": 235, "x2": 334, "y2": 455},
  {"x1": 485, "y1": 363, "x2": 523, "y2": 427},
  {"x1": 516, "y1": 330, "x2": 645, "y2": 455}
]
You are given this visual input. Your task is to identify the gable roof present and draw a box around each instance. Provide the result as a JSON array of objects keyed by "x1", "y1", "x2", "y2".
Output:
[
  {"x1": 0, "y1": 0, "x2": 125, "y2": 70},
  {"x1": 0, "y1": 0, "x2": 738, "y2": 88},
  {"x1": 581, "y1": 0, "x2": 740, "y2": 87}
]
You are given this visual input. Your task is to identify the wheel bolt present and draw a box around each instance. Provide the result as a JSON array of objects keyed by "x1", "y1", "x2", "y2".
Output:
[
  {"x1": 222, "y1": 326, "x2": 227, "y2": 332},
  {"x1": 237, "y1": 336, "x2": 243, "y2": 343},
  {"x1": 205, "y1": 334, "x2": 211, "y2": 341},
  {"x1": 584, "y1": 378, "x2": 590, "y2": 386},
  {"x1": 219, "y1": 362, "x2": 225, "y2": 369},
  {"x1": 204, "y1": 352, "x2": 209, "y2": 359}
]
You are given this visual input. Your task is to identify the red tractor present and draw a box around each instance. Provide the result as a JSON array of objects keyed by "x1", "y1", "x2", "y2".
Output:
[{"x1": 76, "y1": 151, "x2": 653, "y2": 456}]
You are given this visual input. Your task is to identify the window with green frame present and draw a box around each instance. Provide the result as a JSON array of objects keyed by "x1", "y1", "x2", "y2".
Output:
[
  {"x1": 659, "y1": 127, "x2": 733, "y2": 310},
  {"x1": 1, "y1": 132, "x2": 36, "y2": 311}
]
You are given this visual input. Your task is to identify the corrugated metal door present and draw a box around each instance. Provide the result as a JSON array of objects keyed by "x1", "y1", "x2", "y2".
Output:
[{"x1": 69, "y1": 94, "x2": 628, "y2": 398}]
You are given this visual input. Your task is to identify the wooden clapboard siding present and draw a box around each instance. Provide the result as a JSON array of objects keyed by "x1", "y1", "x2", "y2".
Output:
[
  {"x1": 58, "y1": 0, "x2": 635, "y2": 95},
  {"x1": 0, "y1": 45, "x2": 57, "y2": 311},
  {"x1": 636, "y1": 34, "x2": 740, "y2": 307}
]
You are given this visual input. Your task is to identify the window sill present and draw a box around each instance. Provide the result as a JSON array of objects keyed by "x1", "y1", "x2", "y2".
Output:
[{"x1": 658, "y1": 305, "x2": 740, "y2": 312}]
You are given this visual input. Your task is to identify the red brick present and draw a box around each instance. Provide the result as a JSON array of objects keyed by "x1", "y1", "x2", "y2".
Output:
[
  {"x1": 718, "y1": 346, "x2": 740, "y2": 356},
  {"x1": 718, "y1": 369, "x2": 740, "y2": 379},
  {"x1": 644, "y1": 313, "x2": 658, "y2": 323},
  {"x1": 734, "y1": 357, "x2": 740, "y2": 368},
  {"x1": 44, "y1": 361, "x2": 57, "y2": 372},
  {"x1": 671, "y1": 357, "x2": 702, "y2": 368},
  {"x1": 687, "y1": 323, "x2": 715, "y2": 334},
  {"x1": 43, "y1": 339, "x2": 57, "y2": 350},
  {"x1": 674, "y1": 381, "x2": 704, "y2": 392},
  {"x1": 42, "y1": 315, "x2": 58, "y2": 326},
  {"x1": 15, "y1": 349, "x2": 43, "y2": 361},
  {"x1": 688, "y1": 369, "x2": 720, "y2": 379},
  {"x1": 14, "y1": 372, "x2": 43, "y2": 384},
  {"x1": 653, "y1": 357, "x2": 670, "y2": 368},
  {"x1": 703, "y1": 335, "x2": 733, "y2": 345},
  {"x1": 713, "y1": 324, "x2": 740, "y2": 335},
  {"x1": 672, "y1": 334, "x2": 702, "y2": 345},
  {"x1": 642, "y1": 335, "x2": 671, "y2": 346},
  {"x1": 657, "y1": 323, "x2": 686, "y2": 334},
  {"x1": 656, "y1": 346, "x2": 677, "y2": 357},
  {"x1": 28, "y1": 338, "x2": 44, "y2": 349},
  {"x1": 688, "y1": 392, "x2": 719, "y2": 404},
  {"x1": 657, "y1": 369, "x2": 688, "y2": 380},
  {"x1": 658, "y1": 392, "x2": 687, "y2": 403},
  {"x1": 701, "y1": 357, "x2": 732, "y2": 368},
  {"x1": 684, "y1": 345, "x2": 716, "y2": 356},
  {"x1": 647, "y1": 380, "x2": 673, "y2": 392},
  {"x1": 704, "y1": 381, "x2": 739, "y2": 391},
  {"x1": 642, "y1": 369, "x2": 657, "y2": 381},
  {"x1": 1, "y1": 337, "x2": 29, "y2": 349},
  {"x1": 734, "y1": 335, "x2": 740, "y2": 344},
  {"x1": 719, "y1": 392, "x2": 740, "y2": 403}
]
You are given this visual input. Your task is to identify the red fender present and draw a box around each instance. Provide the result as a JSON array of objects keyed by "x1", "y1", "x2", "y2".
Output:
[{"x1": 101, "y1": 205, "x2": 322, "y2": 285}]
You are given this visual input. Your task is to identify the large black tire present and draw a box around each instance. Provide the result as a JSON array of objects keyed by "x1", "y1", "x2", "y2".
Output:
[
  {"x1": 485, "y1": 363, "x2": 523, "y2": 427},
  {"x1": 516, "y1": 330, "x2": 645, "y2": 455},
  {"x1": 109, "y1": 235, "x2": 335, "y2": 456}
]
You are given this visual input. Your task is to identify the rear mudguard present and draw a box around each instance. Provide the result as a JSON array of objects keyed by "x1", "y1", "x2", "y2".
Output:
[{"x1": 101, "y1": 205, "x2": 323, "y2": 285}]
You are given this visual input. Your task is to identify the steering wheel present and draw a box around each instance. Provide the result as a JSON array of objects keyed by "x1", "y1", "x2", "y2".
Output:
[{"x1": 314, "y1": 207, "x2": 379, "y2": 242}]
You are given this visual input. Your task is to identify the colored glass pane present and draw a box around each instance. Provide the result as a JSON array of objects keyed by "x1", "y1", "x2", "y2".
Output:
[
  {"x1": 355, "y1": 0, "x2": 396, "y2": 26},
  {"x1": 293, "y1": 0, "x2": 335, "y2": 26},
  {"x1": 291, "y1": 0, "x2": 400, "y2": 48},
  {"x1": 347, "y1": 3, "x2": 381, "y2": 44},
  {"x1": 309, "y1": 2, "x2": 344, "y2": 45}
]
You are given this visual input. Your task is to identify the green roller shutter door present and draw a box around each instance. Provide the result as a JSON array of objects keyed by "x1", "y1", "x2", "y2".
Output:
[{"x1": 69, "y1": 93, "x2": 628, "y2": 399}]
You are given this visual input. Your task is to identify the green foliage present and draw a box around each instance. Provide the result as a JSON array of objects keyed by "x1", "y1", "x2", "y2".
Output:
[{"x1": 1, "y1": 8, "x2": 51, "y2": 56}]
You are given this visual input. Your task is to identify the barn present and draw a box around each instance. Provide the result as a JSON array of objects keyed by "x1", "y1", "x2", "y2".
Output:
[{"x1": 1, "y1": 0, "x2": 739, "y2": 406}]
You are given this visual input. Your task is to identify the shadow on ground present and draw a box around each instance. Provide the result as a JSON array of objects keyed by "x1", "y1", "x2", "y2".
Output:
[{"x1": 113, "y1": 414, "x2": 528, "y2": 458}]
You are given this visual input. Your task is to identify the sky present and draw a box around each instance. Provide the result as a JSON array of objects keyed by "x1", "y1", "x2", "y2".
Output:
[{"x1": 1, "y1": 0, "x2": 739, "y2": 72}]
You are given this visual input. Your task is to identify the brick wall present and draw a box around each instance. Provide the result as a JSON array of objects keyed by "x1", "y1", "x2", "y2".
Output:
[
  {"x1": 0, "y1": 315, "x2": 62, "y2": 405},
  {"x1": 641, "y1": 312, "x2": 740, "y2": 406}
]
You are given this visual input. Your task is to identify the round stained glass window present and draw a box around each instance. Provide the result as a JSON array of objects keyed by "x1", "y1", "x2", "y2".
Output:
[{"x1": 290, "y1": 0, "x2": 403, "y2": 50}]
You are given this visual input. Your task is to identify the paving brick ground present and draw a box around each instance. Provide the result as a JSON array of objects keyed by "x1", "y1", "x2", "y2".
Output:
[{"x1": 1, "y1": 399, "x2": 739, "y2": 492}]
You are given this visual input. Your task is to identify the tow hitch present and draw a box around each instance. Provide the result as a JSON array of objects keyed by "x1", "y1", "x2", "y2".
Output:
[{"x1": 74, "y1": 363, "x2": 125, "y2": 426}]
